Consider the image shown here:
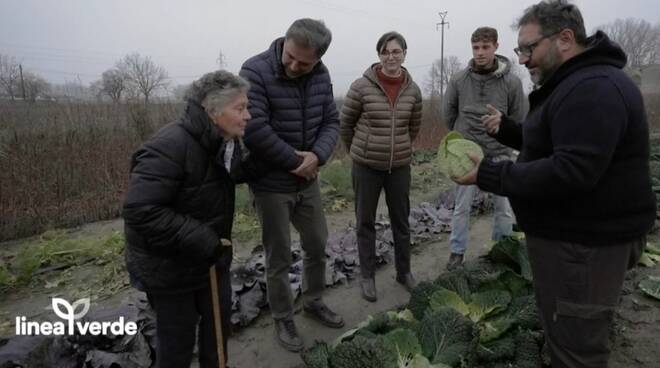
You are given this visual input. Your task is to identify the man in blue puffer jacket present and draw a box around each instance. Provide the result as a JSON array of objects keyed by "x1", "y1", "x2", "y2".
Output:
[{"x1": 239, "y1": 18, "x2": 342, "y2": 352}]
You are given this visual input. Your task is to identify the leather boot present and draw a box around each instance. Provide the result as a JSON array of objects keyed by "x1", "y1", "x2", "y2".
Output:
[
  {"x1": 303, "y1": 300, "x2": 344, "y2": 328},
  {"x1": 273, "y1": 318, "x2": 303, "y2": 352}
]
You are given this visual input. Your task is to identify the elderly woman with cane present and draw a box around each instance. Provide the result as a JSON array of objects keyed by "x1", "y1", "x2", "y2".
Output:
[{"x1": 123, "y1": 70, "x2": 255, "y2": 368}]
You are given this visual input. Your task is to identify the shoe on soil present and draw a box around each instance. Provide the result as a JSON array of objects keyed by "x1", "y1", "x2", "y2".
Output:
[
  {"x1": 360, "y1": 277, "x2": 377, "y2": 302},
  {"x1": 396, "y1": 272, "x2": 417, "y2": 292},
  {"x1": 446, "y1": 253, "x2": 464, "y2": 271},
  {"x1": 274, "y1": 318, "x2": 303, "y2": 352},
  {"x1": 303, "y1": 300, "x2": 344, "y2": 328}
]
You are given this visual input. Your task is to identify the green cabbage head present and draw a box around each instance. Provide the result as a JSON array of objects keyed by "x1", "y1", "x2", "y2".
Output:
[{"x1": 436, "y1": 131, "x2": 484, "y2": 178}]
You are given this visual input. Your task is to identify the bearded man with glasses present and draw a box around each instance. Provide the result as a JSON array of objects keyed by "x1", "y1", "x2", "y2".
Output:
[{"x1": 452, "y1": 1, "x2": 655, "y2": 367}]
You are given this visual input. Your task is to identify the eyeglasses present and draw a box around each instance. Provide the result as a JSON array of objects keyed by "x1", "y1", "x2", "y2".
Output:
[
  {"x1": 514, "y1": 31, "x2": 559, "y2": 57},
  {"x1": 379, "y1": 49, "x2": 404, "y2": 58}
]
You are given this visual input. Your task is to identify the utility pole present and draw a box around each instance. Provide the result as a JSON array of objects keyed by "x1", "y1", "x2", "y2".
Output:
[
  {"x1": 436, "y1": 11, "x2": 449, "y2": 103},
  {"x1": 19, "y1": 64, "x2": 26, "y2": 101}
]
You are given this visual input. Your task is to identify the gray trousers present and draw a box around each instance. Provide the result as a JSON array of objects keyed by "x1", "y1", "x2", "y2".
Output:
[
  {"x1": 352, "y1": 161, "x2": 411, "y2": 278},
  {"x1": 526, "y1": 235, "x2": 644, "y2": 368},
  {"x1": 253, "y1": 180, "x2": 328, "y2": 320}
]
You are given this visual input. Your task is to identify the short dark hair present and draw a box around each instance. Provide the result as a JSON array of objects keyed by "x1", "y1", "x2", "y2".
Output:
[
  {"x1": 376, "y1": 31, "x2": 407, "y2": 54},
  {"x1": 517, "y1": 0, "x2": 587, "y2": 45},
  {"x1": 285, "y1": 18, "x2": 332, "y2": 58},
  {"x1": 471, "y1": 27, "x2": 498, "y2": 43}
]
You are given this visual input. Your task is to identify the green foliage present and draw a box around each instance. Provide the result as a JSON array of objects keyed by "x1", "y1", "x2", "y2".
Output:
[
  {"x1": 382, "y1": 328, "x2": 422, "y2": 366},
  {"x1": 476, "y1": 331, "x2": 516, "y2": 363},
  {"x1": 639, "y1": 276, "x2": 660, "y2": 300},
  {"x1": 232, "y1": 213, "x2": 260, "y2": 242},
  {"x1": 428, "y1": 286, "x2": 511, "y2": 324},
  {"x1": 4, "y1": 230, "x2": 125, "y2": 289},
  {"x1": 478, "y1": 317, "x2": 515, "y2": 343},
  {"x1": 416, "y1": 308, "x2": 477, "y2": 367},
  {"x1": 320, "y1": 159, "x2": 353, "y2": 201},
  {"x1": 638, "y1": 251, "x2": 660, "y2": 267},
  {"x1": 0, "y1": 262, "x2": 15, "y2": 290},
  {"x1": 434, "y1": 271, "x2": 472, "y2": 301},
  {"x1": 505, "y1": 295, "x2": 540, "y2": 330},
  {"x1": 436, "y1": 131, "x2": 484, "y2": 178},
  {"x1": 429, "y1": 288, "x2": 470, "y2": 317},
  {"x1": 487, "y1": 236, "x2": 532, "y2": 281},
  {"x1": 408, "y1": 281, "x2": 440, "y2": 320},
  {"x1": 468, "y1": 290, "x2": 511, "y2": 323},
  {"x1": 234, "y1": 184, "x2": 255, "y2": 215},
  {"x1": 513, "y1": 330, "x2": 542, "y2": 368},
  {"x1": 301, "y1": 341, "x2": 330, "y2": 368},
  {"x1": 329, "y1": 335, "x2": 396, "y2": 368}
]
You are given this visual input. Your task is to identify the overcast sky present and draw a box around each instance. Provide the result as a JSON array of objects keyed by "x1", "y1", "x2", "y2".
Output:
[{"x1": 1, "y1": 0, "x2": 659, "y2": 96}]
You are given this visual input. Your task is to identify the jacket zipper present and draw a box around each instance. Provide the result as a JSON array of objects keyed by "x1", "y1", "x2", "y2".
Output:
[{"x1": 387, "y1": 78, "x2": 409, "y2": 173}]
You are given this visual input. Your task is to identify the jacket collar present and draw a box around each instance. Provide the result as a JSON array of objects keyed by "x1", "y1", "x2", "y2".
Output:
[
  {"x1": 182, "y1": 99, "x2": 223, "y2": 154},
  {"x1": 363, "y1": 63, "x2": 412, "y2": 89},
  {"x1": 268, "y1": 37, "x2": 327, "y2": 81}
]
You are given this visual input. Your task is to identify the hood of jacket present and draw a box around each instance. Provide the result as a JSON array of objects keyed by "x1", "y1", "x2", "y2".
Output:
[
  {"x1": 468, "y1": 54, "x2": 513, "y2": 79},
  {"x1": 531, "y1": 31, "x2": 627, "y2": 102},
  {"x1": 362, "y1": 63, "x2": 413, "y2": 89},
  {"x1": 182, "y1": 99, "x2": 224, "y2": 155}
]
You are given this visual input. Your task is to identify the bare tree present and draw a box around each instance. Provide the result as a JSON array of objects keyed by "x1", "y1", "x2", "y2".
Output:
[
  {"x1": 0, "y1": 54, "x2": 20, "y2": 100},
  {"x1": 100, "y1": 68, "x2": 127, "y2": 103},
  {"x1": 22, "y1": 72, "x2": 51, "y2": 102},
  {"x1": 117, "y1": 53, "x2": 169, "y2": 104},
  {"x1": 171, "y1": 83, "x2": 191, "y2": 101},
  {"x1": 597, "y1": 18, "x2": 660, "y2": 68},
  {"x1": 425, "y1": 56, "x2": 463, "y2": 98}
]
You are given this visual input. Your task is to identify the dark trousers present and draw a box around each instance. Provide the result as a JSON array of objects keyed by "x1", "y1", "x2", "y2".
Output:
[
  {"x1": 526, "y1": 235, "x2": 644, "y2": 368},
  {"x1": 253, "y1": 180, "x2": 328, "y2": 320},
  {"x1": 352, "y1": 161, "x2": 411, "y2": 278},
  {"x1": 147, "y1": 264, "x2": 232, "y2": 368}
]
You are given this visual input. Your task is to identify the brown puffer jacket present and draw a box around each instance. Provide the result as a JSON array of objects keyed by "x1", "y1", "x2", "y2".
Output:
[{"x1": 340, "y1": 64, "x2": 423, "y2": 171}]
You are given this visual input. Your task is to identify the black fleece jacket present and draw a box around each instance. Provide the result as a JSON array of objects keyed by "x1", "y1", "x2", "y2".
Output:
[{"x1": 477, "y1": 31, "x2": 656, "y2": 245}]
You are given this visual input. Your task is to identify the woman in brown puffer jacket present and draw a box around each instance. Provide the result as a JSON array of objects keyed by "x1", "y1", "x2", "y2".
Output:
[{"x1": 340, "y1": 31, "x2": 423, "y2": 303}]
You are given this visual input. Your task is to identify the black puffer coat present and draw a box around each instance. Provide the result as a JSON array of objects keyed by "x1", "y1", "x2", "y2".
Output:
[
  {"x1": 123, "y1": 100, "x2": 251, "y2": 294},
  {"x1": 239, "y1": 37, "x2": 339, "y2": 193}
]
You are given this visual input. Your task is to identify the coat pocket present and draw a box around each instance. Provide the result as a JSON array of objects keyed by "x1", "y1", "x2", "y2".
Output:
[{"x1": 554, "y1": 299, "x2": 615, "y2": 355}]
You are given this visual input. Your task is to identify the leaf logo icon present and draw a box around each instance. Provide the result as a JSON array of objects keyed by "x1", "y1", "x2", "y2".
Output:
[{"x1": 52, "y1": 298, "x2": 90, "y2": 320}]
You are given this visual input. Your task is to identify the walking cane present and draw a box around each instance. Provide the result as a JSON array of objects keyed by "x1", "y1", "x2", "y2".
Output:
[{"x1": 210, "y1": 238, "x2": 232, "y2": 368}]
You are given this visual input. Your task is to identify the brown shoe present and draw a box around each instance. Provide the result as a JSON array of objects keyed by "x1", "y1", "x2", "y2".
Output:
[
  {"x1": 396, "y1": 273, "x2": 417, "y2": 292},
  {"x1": 303, "y1": 300, "x2": 344, "y2": 328},
  {"x1": 446, "y1": 253, "x2": 464, "y2": 271},
  {"x1": 360, "y1": 277, "x2": 377, "y2": 302},
  {"x1": 274, "y1": 318, "x2": 304, "y2": 352}
]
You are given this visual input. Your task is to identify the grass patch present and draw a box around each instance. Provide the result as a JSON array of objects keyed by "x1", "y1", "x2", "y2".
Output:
[
  {"x1": 320, "y1": 159, "x2": 353, "y2": 212},
  {"x1": 1, "y1": 230, "x2": 125, "y2": 290},
  {"x1": 233, "y1": 185, "x2": 260, "y2": 243}
]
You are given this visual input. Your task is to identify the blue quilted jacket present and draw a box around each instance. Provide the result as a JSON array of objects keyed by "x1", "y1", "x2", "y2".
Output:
[{"x1": 240, "y1": 37, "x2": 339, "y2": 193}]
